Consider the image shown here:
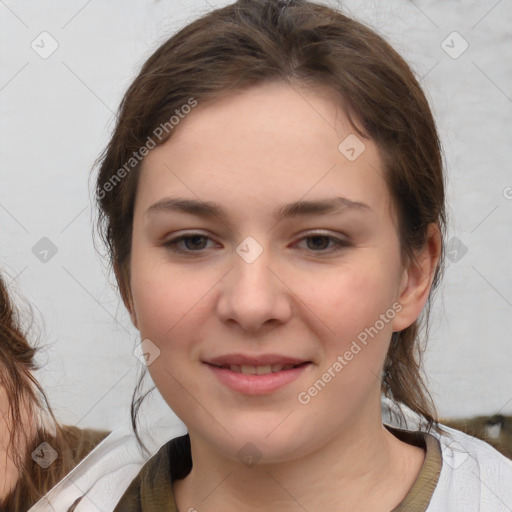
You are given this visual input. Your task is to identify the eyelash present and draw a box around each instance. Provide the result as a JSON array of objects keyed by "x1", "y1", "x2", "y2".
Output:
[{"x1": 162, "y1": 232, "x2": 351, "y2": 255}]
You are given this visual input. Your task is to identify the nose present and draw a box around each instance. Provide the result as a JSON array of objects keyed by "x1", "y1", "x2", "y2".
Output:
[{"x1": 216, "y1": 240, "x2": 292, "y2": 332}]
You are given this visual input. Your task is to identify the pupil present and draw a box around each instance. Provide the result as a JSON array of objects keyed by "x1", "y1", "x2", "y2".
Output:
[
  {"x1": 186, "y1": 235, "x2": 206, "y2": 250},
  {"x1": 308, "y1": 236, "x2": 328, "y2": 250}
]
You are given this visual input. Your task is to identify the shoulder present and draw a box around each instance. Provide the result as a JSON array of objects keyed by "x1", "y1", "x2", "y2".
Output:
[
  {"x1": 113, "y1": 433, "x2": 191, "y2": 512},
  {"x1": 426, "y1": 424, "x2": 512, "y2": 511},
  {"x1": 1, "y1": 425, "x2": 109, "y2": 511},
  {"x1": 58, "y1": 425, "x2": 110, "y2": 465},
  {"x1": 28, "y1": 424, "x2": 185, "y2": 512},
  {"x1": 112, "y1": 441, "x2": 174, "y2": 512},
  {"x1": 382, "y1": 397, "x2": 512, "y2": 511}
]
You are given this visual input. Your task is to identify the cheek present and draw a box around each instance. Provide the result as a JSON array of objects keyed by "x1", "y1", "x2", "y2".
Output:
[
  {"x1": 291, "y1": 268, "x2": 399, "y2": 416},
  {"x1": 129, "y1": 255, "x2": 224, "y2": 366},
  {"x1": 130, "y1": 263, "x2": 216, "y2": 411},
  {"x1": 133, "y1": 274, "x2": 201, "y2": 337},
  {"x1": 300, "y1": 262, "x2": 400, "y2": 338},
  {"x1": 295, "y1": 260, "x2": 401, "y2": 394}
]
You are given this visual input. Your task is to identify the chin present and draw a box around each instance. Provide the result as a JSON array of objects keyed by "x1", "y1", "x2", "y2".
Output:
[{"x1": 197, "y1": 416, "x2": 315, "y2": 466}]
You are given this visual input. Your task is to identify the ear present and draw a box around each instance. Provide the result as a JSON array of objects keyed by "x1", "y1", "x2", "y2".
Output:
[
  {"x1": 391, "y1": 223, "x2": 442, "y2": 332},
  {"x1": 114, "y1": 262, "x2": 138, "y2": 329}
]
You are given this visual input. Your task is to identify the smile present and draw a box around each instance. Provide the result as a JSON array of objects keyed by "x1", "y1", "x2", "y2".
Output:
[{"x1": 204, "y1": 361, "x2": 312, "y2": 395}]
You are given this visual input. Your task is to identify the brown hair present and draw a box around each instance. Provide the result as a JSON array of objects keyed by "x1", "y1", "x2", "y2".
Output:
[
  {"x1": 95, "y1": 0, "x2": 446, "y2": 435},
  {"x1": 0, "y1": 274, "x2": 108, "y2": 510}
]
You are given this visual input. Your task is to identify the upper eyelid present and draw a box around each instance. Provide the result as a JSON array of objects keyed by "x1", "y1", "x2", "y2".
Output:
[{"x1": 164, "y1": 229, "x2": 347, "y2": 241}]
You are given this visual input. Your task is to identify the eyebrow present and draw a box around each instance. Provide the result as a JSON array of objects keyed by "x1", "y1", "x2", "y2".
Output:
[{"x1": 146, "y1": 196, "x2": 371, "y2": 220}]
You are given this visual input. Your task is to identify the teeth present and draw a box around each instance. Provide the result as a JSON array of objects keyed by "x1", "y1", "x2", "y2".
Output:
[
  {"x1": 226, "y1": 364, "x2": 298, "y2": 374},
  {"x1": 256, "y1": 365, "x2": 272, "y2": 375}
]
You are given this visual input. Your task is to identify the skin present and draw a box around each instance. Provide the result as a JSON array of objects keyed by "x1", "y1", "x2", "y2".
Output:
[{"x1": 125, "y1": 81, "x2": 441, "y2": 511}]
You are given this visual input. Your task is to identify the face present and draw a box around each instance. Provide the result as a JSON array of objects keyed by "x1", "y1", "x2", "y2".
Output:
[{"x1": 128, "y1": 81, "x2": 428, "y2": 464}]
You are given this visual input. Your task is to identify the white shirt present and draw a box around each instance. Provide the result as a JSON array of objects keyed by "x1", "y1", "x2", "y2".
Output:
[{"x1": 427, "y1": 425, "x2": 512, "y2": 511}]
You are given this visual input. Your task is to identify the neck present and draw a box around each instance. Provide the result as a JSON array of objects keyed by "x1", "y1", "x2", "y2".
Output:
[{"x1": 173, "y1": 398, "x2": 425, "y2": 512}]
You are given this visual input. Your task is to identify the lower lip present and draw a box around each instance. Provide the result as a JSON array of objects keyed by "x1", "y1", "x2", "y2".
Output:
[{"x1": 205, "y1": 363, "x2": 311, "y2": 395}]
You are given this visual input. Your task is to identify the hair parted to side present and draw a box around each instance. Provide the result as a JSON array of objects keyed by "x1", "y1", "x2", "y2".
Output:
[{"x1": 94, "y1": 0, "x2": 446, "y2": 436}]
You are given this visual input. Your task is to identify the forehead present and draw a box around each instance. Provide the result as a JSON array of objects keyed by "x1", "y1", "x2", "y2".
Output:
[{"x1": 137, "y1": 81, "x2": 391, "y2": 220}]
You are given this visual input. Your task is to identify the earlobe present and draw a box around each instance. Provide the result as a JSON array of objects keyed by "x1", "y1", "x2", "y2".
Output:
[{"x1": 392, "y1": 223, "x2": 442, "y2": 332}]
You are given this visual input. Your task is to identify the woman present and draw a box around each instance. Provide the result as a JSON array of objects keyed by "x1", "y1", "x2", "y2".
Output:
[
  {"x1": 0, "y1": 273, "x2": 108, "y2": 511},
  {"x1": 46, "y1": 0, "x2": 512, "y2": 510}
]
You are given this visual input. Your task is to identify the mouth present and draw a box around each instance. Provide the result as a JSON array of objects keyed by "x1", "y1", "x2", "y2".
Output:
[
  {"x1": 206, "y1": 362, "x2": 310, "y2": 375},
  {"x1": 202, "y1": 355, "x2": 312, "y2": 395}
]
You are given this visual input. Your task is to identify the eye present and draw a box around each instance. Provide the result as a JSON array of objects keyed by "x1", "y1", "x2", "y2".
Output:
[
  {"x1": 162, "y1": 231, "x2": 350, "y2": 255},
  {"x1": 295, "y1": 233, "x2": 350, "y2": 253},
  {"x1": 163, "y1": 233, "x2": 218, "y2": 253}
]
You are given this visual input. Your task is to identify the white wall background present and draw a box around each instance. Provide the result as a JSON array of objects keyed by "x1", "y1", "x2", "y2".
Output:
[{"x1": 0, "y1": 0, "x2": 511, "y2": 431}]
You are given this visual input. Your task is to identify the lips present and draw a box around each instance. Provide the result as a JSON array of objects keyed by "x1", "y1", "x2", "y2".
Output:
[
  {"x1": 204, "y1": 356, "x2": 312, "y2": 395},
  {"x1": 203, "y1": 354, "x2": 312, "y2": 394}
]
